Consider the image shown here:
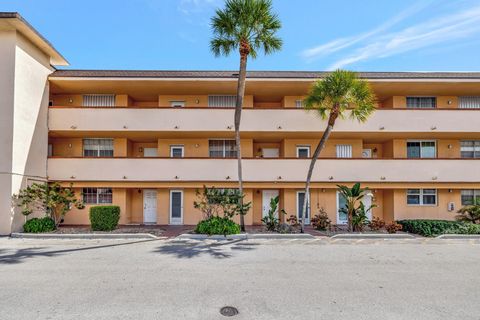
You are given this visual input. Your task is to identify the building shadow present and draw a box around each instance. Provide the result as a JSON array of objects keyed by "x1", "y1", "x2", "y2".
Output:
[
  {"x1": 0, "y1": 239, "x2": 158, "y2": 265},
  {"x1": 153, "y1": 239, "x2": 258, "y2": 259}
]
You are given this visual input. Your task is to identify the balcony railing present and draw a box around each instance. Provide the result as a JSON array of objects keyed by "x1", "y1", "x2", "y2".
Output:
[
  {"x1": 47, "y1": 158, "x2": 480, "y2": 183},
  {"x1": 48, "y1": 107, "x2": 480, "y2": 133}
]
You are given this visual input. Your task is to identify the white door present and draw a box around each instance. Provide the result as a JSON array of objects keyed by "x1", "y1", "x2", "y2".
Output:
[
  {"x1": 262, "y1": 190, "x2": 279, "y2": 218},
  {"x1": 143, "y1": 189, "x2": 157, "y2": 224},
  {"x1": 144, "y1": 148, "x2": 158, "y2": 157},
  {"x1": 297, "y1": 191, "x2": 310, "y2": 224},
  {"x1": 262, "y1": 148, "x2": 279, "y2": 158},
  {"x1": 170, "y1": 190, "x2": 183, "y2": 225},
  {"x1": 336, "y1": 191, "x2": 372, "y2": 224}
]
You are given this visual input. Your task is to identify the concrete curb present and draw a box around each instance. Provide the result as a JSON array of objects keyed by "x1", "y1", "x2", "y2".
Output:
[
  {"x1": 10, "y1": 232, "x2": 163, "y2": 240},
  {"x1": 330, "y1": 233, "x2": 416, "y2": 240},
  {"x1": 435, "y1": 234, "x2": 480, "y2": 239},
  {"x1": 176, "y1": 233, "x2": 315, "y2": 240}
]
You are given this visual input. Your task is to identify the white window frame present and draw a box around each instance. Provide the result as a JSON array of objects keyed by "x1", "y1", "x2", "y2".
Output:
[
  {"x1": 208, "y1": 139, "x2": 237, "y2": 158},
  {"x1": 170, "y1": 145, "x2": 185, "y2": 158},
  {"x1": 170, "y1": 100, "x2": 185, "y2": 108},
  {"x1": 83, "y1": 138, "x2": 114, "y2": 157},
  {"x1": 82, "y1": 187, "x2": 113, "y2": 204},
  {"x1": 296, "y1": 146, "x2": 310, "y2": 158},
  {"x1": 460, "y1": 140, "x2": 480, "y2": 158},
  {"x1": 406, "y1": 189, "x2": 437, "y2": 206},
  {"x1": 406, "y1": 140, "x2": 437, "y2": 158}
]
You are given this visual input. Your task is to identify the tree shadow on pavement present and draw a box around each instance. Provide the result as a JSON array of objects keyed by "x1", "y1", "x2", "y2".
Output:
[
  {"x1": 153, "y1": 239, "x2": 258, "y2": 259},
  {"x1": 0, "y1": 239, "x2": 158, "y2": 265}
]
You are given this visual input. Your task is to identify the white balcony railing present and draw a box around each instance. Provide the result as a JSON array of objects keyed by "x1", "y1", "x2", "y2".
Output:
[
  {"x1": 48, "y1": 108, "x2": 480, "y2": 133},
  {"x1": 47, "y1": 158, "x2": 480, "y2": 183}
]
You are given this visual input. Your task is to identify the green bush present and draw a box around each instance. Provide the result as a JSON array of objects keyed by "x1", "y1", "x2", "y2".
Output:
[
  {"x1": 397, "y1": 219, "x2": 480, "y2": 237},
  {"x1": 89, "y1": 206, "x2": 120, "y2": 231},
  {"x1": 195, "y1": 216, "x2": 240, "y2": 235},
  {"x1": 23, "y1": 217, "x2": 56, "y2": 233}
]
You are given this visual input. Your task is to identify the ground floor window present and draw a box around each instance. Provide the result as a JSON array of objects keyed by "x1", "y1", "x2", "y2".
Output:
[
  {"x1": 82, "y1": 188, "x2": 113, "y2": 204},
  {"x1": 407, "y1": 189, "x2": 437, "y2": 206},
  {"x1": 461, "y1": 190, "x2": 480, "y2": 205}
]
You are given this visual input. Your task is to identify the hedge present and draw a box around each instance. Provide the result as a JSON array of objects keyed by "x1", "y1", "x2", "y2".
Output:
[
  {"x1": 89, "y1": 206, "x2": 120, "y2": 231},
  {"x1": 23, "y1": 217, "x2": 56, "y2": 233},
  {"x1": 397, "y1": 219, "x2": 480, "y2": 237}
]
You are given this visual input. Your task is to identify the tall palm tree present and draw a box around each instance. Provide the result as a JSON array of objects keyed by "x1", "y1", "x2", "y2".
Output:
[
  {"x1": 210, "y1": 0, "x2": 282, "y2": 232},
  {"x1": 299, "y1": 70, "x2": 376, "y2": 233}
]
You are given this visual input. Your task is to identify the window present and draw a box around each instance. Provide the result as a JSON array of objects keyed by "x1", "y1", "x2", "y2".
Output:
[
  {"x1": 170, "y1": 101, "x2": 185, "y2": 108},
  {"x1": 83, "y1": 139, "x2": 114, "y2": 157},
  {"x1": 407, "y1": 141, "x2": 436, "y2": 158},
  {"x1": 460, "y1": 141, "x2": 480, "y2": 158},
  {"x1": 83, "y1": 94, "x2": 115, "y2": 107},
  {"x1": 461, "y1": 190, "x2": 480, "y2": 205},
  {"x1": 296, "y1": 146, "x2": 310, "y2": 158},
  {"x1": 406, "y1": 97, "x2": 436, "y2": 109},
  {"x1": 209, "y1": 140, "x2": 237, "y2": 158},
  {"x1": 459, "y1": 96, "x2": 480, "y2": 109},
  {"x1": 336, "y1": 145, "x2": 352, "y2": 158},
  {"x1": 208, "y1": 95, "x2": 236, "y2": 108},
  {"x1": 295, "y1": 100, "x2": 304, "y2": 108},
  {"x1": 82, "y1": 188, "x2": 113, "y2": 204},
  {"x1": 407, "y1": 189, "x2": 437, "y2": 206},
  {"x1": 170, "y1": 145, "x2": 184, "y2": 158}
]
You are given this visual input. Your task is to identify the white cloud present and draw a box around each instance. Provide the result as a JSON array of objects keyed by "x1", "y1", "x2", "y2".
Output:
[
  {"x1": 328, "y1": 4, "x2": 480, "y2": 70},
  {"x1": 301, "y1": 0, "x2": 435, "y2": 61}
]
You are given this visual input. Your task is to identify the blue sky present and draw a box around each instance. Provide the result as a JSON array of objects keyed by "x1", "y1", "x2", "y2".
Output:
[{"x1": 3, "y1": 0, "x2": 480, "y2": 71}]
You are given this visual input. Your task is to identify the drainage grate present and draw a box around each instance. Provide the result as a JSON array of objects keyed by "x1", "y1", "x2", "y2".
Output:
[{"x1": 220, "y1": 306, "x2": 239, "y2": 317}]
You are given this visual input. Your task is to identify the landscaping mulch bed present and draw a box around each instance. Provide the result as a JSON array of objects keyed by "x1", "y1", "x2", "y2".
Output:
[{"x1": 54, "y1": 225, "x2": 165, "y2": 237}]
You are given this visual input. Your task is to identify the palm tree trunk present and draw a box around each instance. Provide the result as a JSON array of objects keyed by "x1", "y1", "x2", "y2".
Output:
[
  {"x1": 300, "y1": 107, "x2": 339, "y2": 233},
  {"x1": 235, "y1": 46, "x2": 248, "y2": 232}
]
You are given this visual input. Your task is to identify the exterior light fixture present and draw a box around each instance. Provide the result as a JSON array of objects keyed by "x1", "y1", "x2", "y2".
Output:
[
  {"x1": 123, "y1": 176, "x2": 127, "y2": 179},
  {"x1": 139, "y1": 147, "x2": 144, "y2": 152},
  {"x1": 432, "y1": 176, "x2": 438, "y2": 180},
  {"x1": 195, "y1": 99, "x2": 200, "y2": 104},
  {"x1": 70, "y1": 175, "x2": 76, "y2": 179},
  {"x1": 226, "y1": 176, "x2": 231, "y2": 180},
  {"x1": 380, "y1": 176, "x2": 386, "y2": 180},
  {"x1": 70, "y1": 125, "x2": 77, "y2": 129},
  {"x1": 277, "y1": 126, "x2": 282, "y2": 130},
  {"x1": 174, "y1": 126, "x2": 179, "y2": 129},
  {"x1": 448, "y1": 144, "x2": 452, "y2": 149},
  {"x1": 68, "y1": 143, "x2": 72, "y2": 148},
  {"x1": 328, "y1": 176, "x2": 334, "y2": 180},
  {"x1": 447, "y1": 100, "x2": 452, "y2": 105},
  {"x1": 448, "y1": 189, "x2": 453, "y2": 193},
  {"x1": 194, "y1": 144, "x2": 200, "y2": 148},
  {"x1": 227, "y1": 125, "x2": 232, "y2": 130},
  {"x1": 68, "y1": 98, "x2": 73, "y2": 103},
  {"x1": 430, "y1": 126, "x2": 437, "y2": 130},
  {"x1": 174, "y1": 175, "x2": 179, "y2": 179},
  {"x1": 379, "y1": 126, "x2": 385, "y2": 130},
  {"x1": 277, "y1": 176, "x2": 282, "y2": 180},
  {"x1": 123, "y1": 125, "x2": 128, "y2": 129}
]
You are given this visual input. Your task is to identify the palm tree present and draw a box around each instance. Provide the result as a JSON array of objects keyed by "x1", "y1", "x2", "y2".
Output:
[
  {"x1": 210, "y1": 0, "x2": 282, "y2": 232},
  {"x1": 299, "y1": 70, "x2": 376, "y2": 233}
]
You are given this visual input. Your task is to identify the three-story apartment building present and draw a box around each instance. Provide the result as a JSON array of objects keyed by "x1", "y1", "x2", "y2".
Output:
[{"x1": 2, "y1": 13, "x2": 480, "y2": 233}]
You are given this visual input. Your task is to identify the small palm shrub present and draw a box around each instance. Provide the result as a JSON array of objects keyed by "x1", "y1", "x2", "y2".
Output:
[
  {"x1": 261, "y1": 196, "x2": 287, "y2": 232},
  {"x1": 310, "y1": 208, "x2": 331, "y2": 231},
  {"x1": 195, "y1": 216, "x2": 240, "y2": 236},
  {"x1": 89, "y1": 206, "x2": 120, "y2": 231},
  {"x1": 23, "y1": 217, "x2": 56, "y2": 233},
  {"x1": 369, "y1": 217, "x2": 386, "y2": 231}
]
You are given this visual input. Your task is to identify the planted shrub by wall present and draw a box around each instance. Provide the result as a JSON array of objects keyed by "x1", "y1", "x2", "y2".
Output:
[
  {"x1": 397, "y1": 219, "x2": 480, "y2": 237},
  {"x1": 89, "y1": 206, "x2": 120, "y2": 231},
  {"x1": 23, "y1": 217, "x2": 56, "y2": 233},
  {"x1": 195, "y1": 216, "x2": 240, "y2": 236}
]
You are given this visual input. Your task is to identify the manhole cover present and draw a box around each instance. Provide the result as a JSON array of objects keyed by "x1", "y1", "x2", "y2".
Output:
[{"x1": 220, "y1": 306, "x2": 239, "y2": 317}]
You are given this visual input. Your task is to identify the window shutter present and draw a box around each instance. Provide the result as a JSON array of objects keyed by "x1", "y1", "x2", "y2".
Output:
[
  {"x1": 83, "y1": 94, "x2": 115, "y2": 107},
  {"x1": 459, "y1": 96, "x2": 480, "y2": 109},
  {"x1": 336, "y1": 145, "x2": 352, "y2": 158},
  {"x1": 208, "y1": 95, "x2": 236, "y2": 108}
]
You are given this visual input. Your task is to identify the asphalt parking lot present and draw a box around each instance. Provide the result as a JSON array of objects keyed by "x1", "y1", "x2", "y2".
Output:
[{"x1": 1, "y1": 237, "x2": 479, "y2": 320}]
